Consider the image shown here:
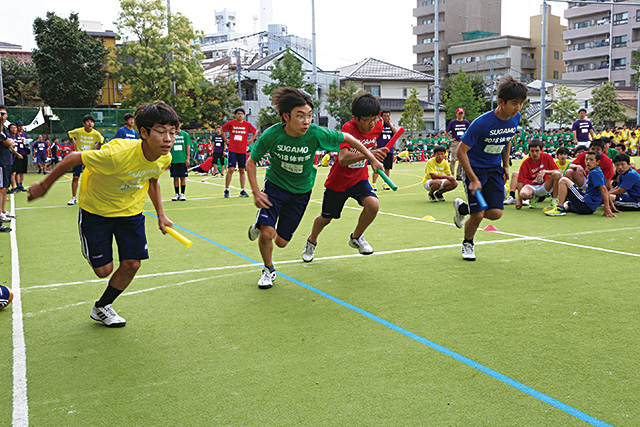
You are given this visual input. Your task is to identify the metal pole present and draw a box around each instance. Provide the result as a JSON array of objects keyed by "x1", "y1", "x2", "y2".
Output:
[
  {"x1": 490, "y1": 59, "x2": 494, "y2": 110},
  {"x1": 167, "y1": 0, "x2": 176, "y2": 99},
  {"x1": 311, "y1": 0, "x2": 319, "y2": 124},
  {"x1": 608, "y1": 3, "x2": 613, "y2": 81},
  {"x1": 637, "y1": 84, "x2": 640, "y2": 126},
  {"x1": 0, "y1": 57, "x2": 4, "y2": 105},
  {"x1": 540, "y1": 0, "x2": 548, "y2": 133},
  {"x1": 434, "y1": 0, "x2": 440, "y2": 131},
  {"x1": 236, "y1": 49, "x2": 242, "y2": 98}
]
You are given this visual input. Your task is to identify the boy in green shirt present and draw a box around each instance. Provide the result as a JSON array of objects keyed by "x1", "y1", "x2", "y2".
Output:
[{"x1": 170, "y1": 117, "x2": 191, "y2": 201}]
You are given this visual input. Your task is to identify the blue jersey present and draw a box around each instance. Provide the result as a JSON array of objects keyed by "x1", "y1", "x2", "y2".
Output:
[
  {"x1": 462, "y1": 110, "x2": 520, "y2": 169},
  {"x1": 584, "y1": 166, "x2": 606, "y2": 211},
  {"x1": 114, "y1": 126, "x2": 140, "y2": 140},
  {"x1": 618, "y1": 168, "x2": 640, "y2": 202}
]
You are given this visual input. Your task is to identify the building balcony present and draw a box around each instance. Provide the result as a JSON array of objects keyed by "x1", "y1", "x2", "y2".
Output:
[
  {"x1": 563, "y1": 23, "x2": 610, "y2": 40},
  {"x1": 413, "y1": 5, "x2": 434, "y2": 17},
  {"x1": 413, "y1": 23, "x2": 435, "y2": 36},
  {"x1": 563, "y1": 44, "x2": 609, "y2": 61},
  {"x1": 564, "y1": 3, "x2": 611, "y2": 19},
  {"x1": 562, "y1": 68, "x2": 609, "y2": 81},
  {"x1": 414, "y1": 43, "x2": 436, "y2": 54},
  {"x1": 448, "y1": 58, "x2": 512, "y2": 74}
]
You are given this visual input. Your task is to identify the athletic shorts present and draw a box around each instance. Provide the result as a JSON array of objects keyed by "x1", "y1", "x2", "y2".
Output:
[
  {"x1": 72, "y1": 164, "x2": 85, "y2": 177},
  {"x1": 0, "y1": 164, "x2": 11, "y2": 188},
  {"x1": 35, "y1": 153, "x2": 47, "y2": 164},
  {"x1": 383, "y1": 152, "x2": 394, "y2": 170},
  {"x1": 255, "y1": 180, "x2": 311, "y2": 243},
  {"x1": 14, "y1": 157, "x2": 27, "y2": 174},
  {"x1": 523, "y1": 183, "x2": 551, "y2": 198},
  {"x1": 321, "y1": 180, "x2": 377, "y2": 219},
  {"x1": 424, "y1": 179, "x2": 444, "y2": 191},
  {"x1": 78, "y1": 209, "x2": 149, "y2": 268},
  {"x1": 170, "y1": 163, "x2": 188, "y2": 178},
  {"x1": 212, "y1": 152, "x2": 224, "y2": 166},
  {"x1": 197, "y1": 154, "x2": 206, "y2": 161},
  {"x1": 565, "y1": 184, "x2": 595, "y2": 214},
  {"x1": 228, "y1": 151, "x2": 246, "y2": 169},
  {"x1": 614, "y1": 194, "x2": 640, "y2": 210},
  {"x1": 463, "y1": 166, "x2": 506, "y2": 213}
]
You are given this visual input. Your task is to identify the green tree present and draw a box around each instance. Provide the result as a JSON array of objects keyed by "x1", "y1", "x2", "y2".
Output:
[
  {"x1": 442, "y1": 72, "x2": 488, "y2": 114},
  {"x1": 196, "y1": 76, "x2": 243, "y2": 128},
  {"x1": 112, "y1": 0, "x2": 204, "y2": 121},
  {"x1": 442, "y1": 69, "x2": 484, "y2": 122},
  {"x1": 325, "y1": 81, "x2": 364, "y2": 129},
  {"x1": 258, "y1": 47, "x2": 316, "y2": 128},
  {"x1": 631, "y1": 49, "x2": 640, "y2": 88},
  {"x1": 1, "y1": 55, "x2": 40, "y2": 106},
  {"x1": 399, "y1": 88, "x2": 425, "y2": 135},
  {"x1": 32, "y1": 12, "x2": 108, "y2": 107},
  {"x1": 549, "y1": 85, "x2": 580, "y2": 127},
  {"x1": 590, "y1": 81, "x2": 627, "y2": 127},
  {"x1": 519, "y1": 99, "x2": 532, "y2": 129}
]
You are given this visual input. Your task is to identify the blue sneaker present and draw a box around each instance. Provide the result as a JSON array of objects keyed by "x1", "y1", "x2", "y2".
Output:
[{"x1": 224, "y1": 189, "x2": 229, "y2": 198}]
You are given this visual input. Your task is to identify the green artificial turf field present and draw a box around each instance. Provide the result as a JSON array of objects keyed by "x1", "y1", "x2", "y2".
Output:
[{"x1": 1, "y1": 160, "x2": 639, "y2": 426}]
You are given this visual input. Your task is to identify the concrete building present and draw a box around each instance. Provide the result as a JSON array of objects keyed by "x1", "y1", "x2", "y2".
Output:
[
  {"x1": 413, "y1": 0, "x2": 502, "y2": 75},
  {"x1": 530, "y1": 5, "x2": 567, "y2": 80},
  {"x1": 0, "y1": 42, "x2": 31, "y2": 63},
  {"x1": 562, "y1": 0, "x2": 640, "y2": 86}
]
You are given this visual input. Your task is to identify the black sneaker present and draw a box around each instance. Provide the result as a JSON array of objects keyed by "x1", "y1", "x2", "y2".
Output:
[
  {"x1": 435, "y1": 192, "x2": 445, "y2": 202},
  {"x1": 0, "y1": 225, "x2": 12, "y2": 232}
]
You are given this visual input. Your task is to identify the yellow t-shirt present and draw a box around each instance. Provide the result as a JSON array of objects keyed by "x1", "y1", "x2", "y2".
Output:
[
  {"x1": 397, "y1": 150, "x2": 409, "y2": 158},
  {"x1": 423, "y1": 157, "x2": 451, "y2": 184},
  {"x1": 79, "y1": 139, "x2": 171, "y2": 217},
  {"x1": 320, "y1": 153, "x2": 330, "y2": 166},
  {"x1": 629, "y1": 137, "x2": 638, "y2": 150},
  {"x1": 555, "y1": 159, "x2": 570, "y2": 171},
  {"x1": 69, "y1": 127, "x2": 104, "y2": 152}
]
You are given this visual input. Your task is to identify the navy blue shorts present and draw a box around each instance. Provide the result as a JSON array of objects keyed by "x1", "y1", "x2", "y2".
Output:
[
  {"x1": 566, "y1": 184, "x2": 595, "y2": 214},
  {"x1": 228, "y1": 151, "x2": 246, "y2": 169},
  {"x1": 36, "y1": 153, "x2": 47, "y2": 164},
  {"x1": 463, "y1": 166, "x2": 506, "y2": 213},
  {"x1": 321, "y1": 180, "x2": 377, "y2": 219},
  {"x1": 78, "y1": 209, "x2": 149, "y2": 268},
  {"x1": 256, "y1": 180, "x2": 311, "y2": 243},
  {"x1": 72, "y1": 164, "x2": 84, "y2": 177},
  {"x1": 614, "y1": 194, "x2": 640, "y2": 210},
  {"x1": 169, "y1": 163, "x2": 188, "y2": 178},
  {"x1": 0, "y1": 164, "x2": 11, "y2": 188}
]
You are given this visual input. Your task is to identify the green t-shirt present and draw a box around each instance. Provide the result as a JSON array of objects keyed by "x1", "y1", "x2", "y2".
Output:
[
  {"x1": 251, "y1": 123, "x2": 343, "y2": 194},
  {"x1": 171, "y1": 130, "x2": 191, "y2": 164}
]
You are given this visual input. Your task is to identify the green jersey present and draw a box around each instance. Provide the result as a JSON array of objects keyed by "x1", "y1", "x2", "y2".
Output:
[
  {"x1": 171, "y1": 130, "x2": 191, "y2": 164},
  {"x1": 251, "y1": 123, "x2": 343, "y2": 194}
]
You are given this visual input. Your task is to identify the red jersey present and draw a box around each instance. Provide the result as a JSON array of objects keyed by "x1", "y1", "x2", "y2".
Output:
[
  {"x1": 199, "y1": 156, "x2": 214, "y2": 172},
  {"x1": 573, "y1": 151, "x2": 614, "y2": 180},
  {"x1": 324, "y1": 119, "x2": 383, "y2": 192},
  {"x1": 62, "y1": 144, "x2": 72, "y2": 157},
  {"x1": 517, "y1": 153, "x2": 558, "y2": 185},
  {"x1": 197, "y1": 142, "x2": 206, "y2": 155},
  {"x1": 222, "y1": 120, "x2": 257, "y2": 153},
  {"x1": 205, "y1": 142, "x2": 214, "y2": 155}
]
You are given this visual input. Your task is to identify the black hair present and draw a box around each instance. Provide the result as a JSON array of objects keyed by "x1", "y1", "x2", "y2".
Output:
[
  {"x1": 578, "y1": 108, "x2": 587, "y2": 114},
  {"x1": 352, "y1": 93, "x2": 381, "y2": 118},
  {"x1": 497, "y1": 75, "x2": 528, "y2": 102},
  {"x1": 586, "y1": 150, "x2": 601, "y2": 161},
  {"x1": 177, "y1": 117, "x2": 183, "y2": 124},
  {"x1": 556, "y1": 146, "x2": 571, "y2": 156},
  {"x1": 433, "y1": 145, "x2": 447, "y2": 153},
  {"x1": 123, "y1": 113, "x2": 134, "y2": 121},
  {"x1": 589, "y1": 139, "x2": 605, "y2": 150},
  {"x1": 615, "y1": 143, "x2": 626, "y2": 150},
  {"x1": 234, "y1": 107, "x2": 246, "y2": 114},
  {"x1": 613, "y1": 153, "x2": 631, "y2": 164},
  {"x1": 134, "y1": 101, "x2": 179, "y2": 137},
  {"x1": 380, "y1": 110, "x2": 391, "y2": 115},
  {"x1": 528, "y1": 139, "x2": 544, "y2": 149},
  {"x1": 272, "y1": 87, "x2": 314, "y2": 120},
  {"x1": 574, "y1": 145, "x2": 587, "y2": 156},
  {"x1": 82, "y1": 114, "x2": 96, "y2": 123}
]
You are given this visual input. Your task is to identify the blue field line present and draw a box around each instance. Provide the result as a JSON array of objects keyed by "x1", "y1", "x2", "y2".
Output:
[{"x1": 144, "y1": 212, "x2": 613, "y2": 427}]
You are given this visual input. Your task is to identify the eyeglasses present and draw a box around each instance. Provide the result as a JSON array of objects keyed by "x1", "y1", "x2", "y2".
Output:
[
  {"x1": 292, "y1": 114, "x2": 315, "y2": 122},
  {"x1": 358, "y1": 116, "x2": 378, "y2": 124},
  {"x1": 148, "y1": 127, "x2": 177, "y2": 137},
  {"x1": 0, "y1": 112, "x2": 6, "y2": 116}
]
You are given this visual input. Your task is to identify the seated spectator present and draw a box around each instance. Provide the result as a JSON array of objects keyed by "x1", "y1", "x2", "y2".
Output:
[
  {"x1": 609, "y1": 153, "x2": 640, "y2": 211},
  {"x1": 555, "y1": 146, "x2": 571, "y2": 172},
  {"x1": 565, "y1": 139, "x2": 614, "y2": 190},
  {"x1": 422, "y1": 145, "x2": 457, "y2": 202}
]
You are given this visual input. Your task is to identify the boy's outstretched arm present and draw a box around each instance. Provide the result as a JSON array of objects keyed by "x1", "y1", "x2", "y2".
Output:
[{"x1": 27, "y1": 152, "x2": 83, "y2": 201}]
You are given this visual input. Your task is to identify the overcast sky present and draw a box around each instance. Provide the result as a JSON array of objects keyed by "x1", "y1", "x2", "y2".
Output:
[{"x1": 2, "y1": 0, "x2": 568, "y2": 70}]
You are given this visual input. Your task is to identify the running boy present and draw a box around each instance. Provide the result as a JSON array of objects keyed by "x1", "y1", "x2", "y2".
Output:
[
  {"x1": 453, "y1": 75, "x2": 527, "y2": 261},
  {"x1": 28, "y1": 101, "x2": 177, "y2": 327},
  {"x1": 423, "y1": 145, "x2": 457, "y2": 202},
  {"x1": 371, "y1": 110, "x2": 397, "y2": 190},
  {"x1": 302, "y1": 94, "x2": 388, "y2": 262},
  {"x1": 222, "y1": 107, "x2": 257, "y2": 198},
  {"x1": 67, "y1": 115, "x2": 103, "y2": 205},
  {"x1": 246, "y1": 87, "x2": 383, "y2": 289}
]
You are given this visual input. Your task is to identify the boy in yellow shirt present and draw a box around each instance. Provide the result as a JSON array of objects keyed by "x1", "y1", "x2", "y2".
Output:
[
  {"x1": 555, "y1": 147, "x2": 571, "y2": 172},
  {"x1": 28, "y1": 102, "x2": 177, "y2": 328},
  {"x1": 423, "y1": 145, "x2": 457, "y2": 201},
  {"x1": 67, "y1": 115, "x2": 104, "y2": 205}
]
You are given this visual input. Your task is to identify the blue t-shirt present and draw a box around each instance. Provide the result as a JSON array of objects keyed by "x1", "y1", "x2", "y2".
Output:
[
  {"x1": 376, "y1": 123, "x2": 394, "y2": 154},
  {"x1": 213, "y1": 134, "x2": 225, "y2": 153},
  {"x1": 618, "y1": 168, "x2": 640, "y2": 202},
  {"x1": 446, "y1": 119, "x2": 471, "y2": 141},
  {"x1": 33, "y1": 140, "x2": 49, "y2": 155},
  {"x1": 114, "y1": 126, "x2": 140, "y2": 140},
  {"x1": 584, "y1": 166, "x2": 606, "y2": 211},
  {"x1": 571, "y1": 119, "x2": 593, "y2": 144},
  {"x1": 461, "y1": 110, "x2": 520, "y2": 169}
]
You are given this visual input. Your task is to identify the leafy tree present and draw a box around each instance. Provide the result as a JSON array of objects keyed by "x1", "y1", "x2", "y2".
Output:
[
  {"x1": 325, "y1": 81, "x2": 364, "y2": 129},
  {"x1": 549, "y1": 85, "x2": 580, "y2": 127},
  {"x1": 631, "y1": 49, "x2": 640, "y2": 88},
  {"x1": 1, "y1": 55, "x2": 40, "y2": 106},
  {"x1": 590, "y1": 81, "x2": 627, "y2": 127},
  {"x1": 519, "y1": 98, "x2": 532, "y2": 130},
  {"x1": 258, "y1": 47, "x2": 316, "y2": 128},
  {"x1": 399, "y1": 88, "x2": 425, "y2": 136},
  {"x1": 441, "y1": 71, "x2": 488, "y2": 114},
  {"x1": 32, "y1": 12, "x2": 108, "y2": 107},
  {"x1": 196, "y1": 76, "x2": 243, "y2": 128},
  {"x1": 442, "y1": 69, "x2": 484, "y2": 122},
  {"x1": 111, "y1": 0, "x2": 204, "y2": 121}
]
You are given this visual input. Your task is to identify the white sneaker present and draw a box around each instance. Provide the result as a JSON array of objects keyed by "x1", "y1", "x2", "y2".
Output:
[
  {"x1": 179, "y1": 193, "x2": 186, "y2": 201},
  {"x1": 504, "y1": 195, "x2": 517, "y2": 205},
  {"x1": 461, "y1": 242, "x2": 476, "y2": 261},
  {"x1": 302, "y1": 239, "x2": 316, "y2": 262},
  {"x1": 90, "y1": 303, "x2": 126, "y2": 327},
  {"x1": 453, "y1": 198, "x2": 467, "y2": 228},
  {"x1": 67, "y1": 196, "x2": 78, "y2": 205},
  {"x1": 171, "y1": 194, "x2": 180, "y2": 201},
  {"x1": 258, "y1": 267, "x2": 273, "y2": 289},
  {"x1": 248, "y1": 222, "x2": 260, "y2": 241},
  {"x1": 349, "y1": 234, "x2": 373, "y2": 255},
  {"x1": 0, "y1": 213, "x2": 11, "y2": 223},
  {"x1": 2, "y1": 211, "x2": 16, "y2": 219}
]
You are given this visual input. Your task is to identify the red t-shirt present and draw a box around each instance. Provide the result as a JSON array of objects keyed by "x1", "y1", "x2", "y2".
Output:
[
  {"x1": 517, "y1": 152, "x2": 558, "y2": 185},
  {"x1": 197, "y1": 143, "x2": 206, "y2": 155},
  {"x1": 222, "y1": 120, "x2": 257, "y2": 153},
  {"x1": 200, "y1": 156, "x2": 214, "y2": 172},
  {"x1": 205, "y1": 142, "x2": 214, "y2": 155},
  {"x1": 324, "y1": 119, "x2": 383, "y2": 192},
  {"x1": 573, "y1": 151, "x2": 614, "y2": 180}
]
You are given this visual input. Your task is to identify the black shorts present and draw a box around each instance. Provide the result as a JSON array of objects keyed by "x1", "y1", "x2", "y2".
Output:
[
  {"x1": 0, "y1": 164, "x2": 11, "y2": 188},
  {"x1": 566, "y1": 185, "x2": 595, "y2": 214},
  {"x1": 72, "y1": 164, "x2": 85, "y2": 177},
  {"x1": 170, "y1": 163, "x2": 188, "y2": 178},
  {"x1": 463, "y1": 166, "x2": 506, "y2": 213},
  {"x1": 78, "y1": 209, "x2": 149, "y2": 268},
  {"x1": 228, "y1": 151, "x2": 247, "y2": 169},
  {"x1": 212, "y1": 152, "x2": 224, "y2": 165},
  {"x1": 383, "y1": 152, "x2": 394, "y2": 170},
  {"x1": 13, "y1": 157, "x2": 28, "y2": 174},
  {"x1": 321, "y1": 180, "x2": 377, "y2": 219},
  {"x1": 256, "y1": 180, "x2": 311, "y2": 242}
]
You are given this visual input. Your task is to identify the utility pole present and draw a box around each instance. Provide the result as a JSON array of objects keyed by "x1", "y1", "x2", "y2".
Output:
[
  {"x1": 540, "y1": 0, "x2": 548, "y2": 133},
  {"x1": 311, "y1": 0, "x2": 319, "y2": 124},
  {"x1": 433, "y1": 0, "x2": 440, "y2": 131},
  {"x1": 490, "y1": 59, "x2": 494, "y2": 111},
  {"x1": 0, "y1": 57, "x2": 4, "y2": 105},
  {"x1": 167, "y1": 0, "x2": 176, "y2": 99},
  {"x1": 236, "y1": 49, "x2": 242, "y2": 98}
]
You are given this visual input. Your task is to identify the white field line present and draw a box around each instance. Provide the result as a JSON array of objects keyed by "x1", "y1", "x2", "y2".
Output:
[{"x1": 11, "y1": 194, "x2": 29, "y2": 427}]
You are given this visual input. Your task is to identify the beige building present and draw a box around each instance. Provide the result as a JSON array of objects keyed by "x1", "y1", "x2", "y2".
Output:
[{"x1": 530, "y1": 6, "x2": 567, "y2": 80}]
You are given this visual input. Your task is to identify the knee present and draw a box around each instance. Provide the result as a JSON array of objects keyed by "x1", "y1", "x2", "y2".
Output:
[
  {"x1": 93, "y1": 263, "x2": 113, "y2": 278},
  {"x1": 363, "y1": 197, "x2": 379, "y2": 213},
  {"x1": 119, "y1": 259, "x2": 141, "y2": 274},
  {"x1": 274, "y1": 235, "x2": 289, "y2": 248},
  {"x1": 485, "y1": 209, "x2": 503, "y2": 220}
]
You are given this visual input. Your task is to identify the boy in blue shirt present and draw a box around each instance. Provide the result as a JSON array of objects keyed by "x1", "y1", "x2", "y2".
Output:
[
  {"x1": 544, "y1": 150, "x2": 616, "y2": 217},
  {"x1": 609, "y1": 152, "x2": 640, "y2": 210},
  {"x1": 452, "y1": 75, "x2": 528, "y2": 261}
]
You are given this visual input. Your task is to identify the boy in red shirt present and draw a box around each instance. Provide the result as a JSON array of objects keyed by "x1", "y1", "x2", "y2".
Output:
[
  {"x1": 221, "y1": 107, "x2": 257, "y2": 198},
  {"x1": 196, "y1": 140, "x2": 206, "y2": 165},
  {"x1": 513, "y1": 139, "x2": 560, "y2": 209},
  {"x1": 302, "y1": 94, "x2": 388, "y2": 262}
]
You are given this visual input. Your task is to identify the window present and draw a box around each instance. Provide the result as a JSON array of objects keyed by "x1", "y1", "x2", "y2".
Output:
[
  {"x1": 614, "y1": 80, "x2": 626, "y2": 86},
  {"x1": 574, "y1": 20, "x2": 591, "y2": 29},
  {"x1": 403, "y1": 88, "x2": 408, "y2": 97},
  {"x1": 422, "y1": 38, "x2": 433, "y2": 43},
  {"x1": 421, "y1": 18, "x2": 434, "y2": 25},
  {"x1": 364, "y1": 85, "x2": 381, "y2": 96},
  {"x1": 554, "y1": 51, "x2": 560, "y2": 60},
  {"x1": 486, "y1": 53, "x2": 505, "y2": 60},
  {"x1": 637, "y1": 9, "x2": 640, "y2": 21},
  {"x1": 553, "y1": 70, "x2": 559, "y2": 79},
  {"x1": 613, "y1": 12, "x2": 628, "y2": 25},
  {"x1": 613, "y1": 35, "x2": 627, "y2": 48},
  {"x1": 573, "y1": 63, "x2": 594, "y2": 72},
  {"x1": 612, "y1": 58, "x2": 626, "y2": 70}
]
